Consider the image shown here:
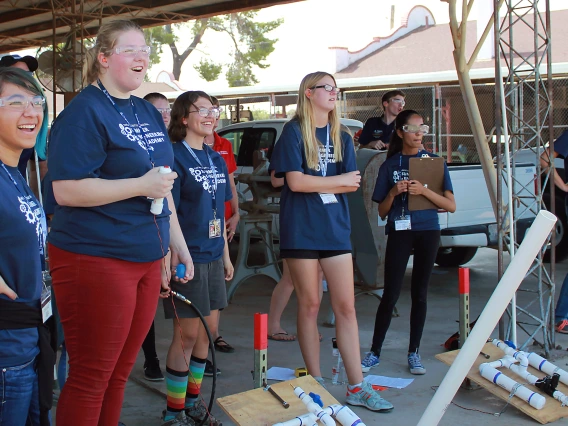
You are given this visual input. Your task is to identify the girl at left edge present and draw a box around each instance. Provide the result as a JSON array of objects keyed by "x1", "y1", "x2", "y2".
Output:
[
  {"x1": 0, "y1": 67, "x2": 53, "y2": 426},
  {"x1": 46, "y1": 20, "x2": 193, "y2": 426}
]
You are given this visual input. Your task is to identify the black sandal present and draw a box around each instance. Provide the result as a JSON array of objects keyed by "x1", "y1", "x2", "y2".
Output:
[{"x1": 214, "y1": 336, "x2": 235, "y2": 353}]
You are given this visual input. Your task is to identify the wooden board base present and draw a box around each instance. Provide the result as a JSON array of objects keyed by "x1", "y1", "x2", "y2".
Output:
[
  {"x1": 217, "y1": 375, "x2": 340, "y2": 426},
  {"x1": 436, "y1": 343, "x2": 568, "y2": 424}
]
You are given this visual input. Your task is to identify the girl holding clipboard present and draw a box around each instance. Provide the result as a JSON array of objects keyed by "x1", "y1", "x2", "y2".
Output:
[{"x1": 362, "y1": 110, "x2": 456, "y2": 375}]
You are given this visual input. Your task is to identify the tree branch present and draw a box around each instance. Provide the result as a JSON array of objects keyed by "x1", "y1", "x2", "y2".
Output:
[
  {"x1": 179, "y1": 18, "x2": 209, "y2": 63},
  {"x1": 448, "y1": 0, "x2": 460, "y2": 48},
  {"x1": 467, "y1": 0, "x2": 505, "y2": 68}
]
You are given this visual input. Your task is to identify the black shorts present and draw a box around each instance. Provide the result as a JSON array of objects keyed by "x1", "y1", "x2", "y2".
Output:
[{"x1": 280, "y1": 249, "x2": 352, "y2": 259}]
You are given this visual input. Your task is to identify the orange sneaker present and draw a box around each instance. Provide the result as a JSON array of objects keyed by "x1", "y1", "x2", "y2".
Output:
[{"x1": 556, "y1": 319, "x2": 568, "y2": 334}]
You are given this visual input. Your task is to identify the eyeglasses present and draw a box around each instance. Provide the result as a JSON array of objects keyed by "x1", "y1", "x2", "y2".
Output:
[
  {"x1": 310, "y1": 84, "x2": 341, "y2": 93},
  {"x1": 112, "y1": 45, "x2": 151, "y2": 57},
  {"x1": 156, "y1": 108, "x2": 171, "y2": 115},
  {"x1": 390, "y1": 98, "x2": 406, "y2": 106},
  {"x1": 189, "y1": 106, "x2": 220, "y2": 118},
  {"x1": 402, "y1": 124, "x2": 429, "y2": 134},
  {"x1": 0, "y1": 95, "x2": 45, "y2": 111}
]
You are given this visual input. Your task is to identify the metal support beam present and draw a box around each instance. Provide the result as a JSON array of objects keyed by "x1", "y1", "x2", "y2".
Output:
[{"x1": 496, "y1": 0, "x2": 555, "y2": 356}]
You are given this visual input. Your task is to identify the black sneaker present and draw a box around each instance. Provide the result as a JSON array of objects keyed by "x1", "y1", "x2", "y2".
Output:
[
  {"x1": 203, "y1": 359, "x2": 221, "y2": 377},
  {"x1": 143, "y1": 358, "x2": 164, "y2": 381}
]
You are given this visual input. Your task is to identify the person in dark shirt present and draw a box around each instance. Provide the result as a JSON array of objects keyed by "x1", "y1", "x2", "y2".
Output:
[
  {"x1": 540, "y1": 130, "x2": 568, "y2": 334},
  {"x1": 161, "y1": 91, "x2": 232, "y2": 426},
  {"x1": 0, "y1": 67, "x2": 50, "y2": 426},
  {"x1": 362, "y1": 110, "x2": 456, "y2": 376},
  {"x1": 0, "y1": 54, "x2": 48, "y2": 196},
  {"x1": 270, "y1": 71, "x2": 393, "y2": 412},
  {"x1": 47, "y1": 21, "x2": 193, "y2": 426},
  {"x1": 359, "y1": 89, "x2": 406, "y2": 150}
]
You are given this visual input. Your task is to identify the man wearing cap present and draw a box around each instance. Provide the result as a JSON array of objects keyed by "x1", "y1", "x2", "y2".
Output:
[{"x1": 0, "y1": 54, "x2": 47, "y2": 196}]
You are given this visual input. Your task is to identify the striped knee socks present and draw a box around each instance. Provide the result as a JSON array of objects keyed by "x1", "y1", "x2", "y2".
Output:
[
  {"x1": 185, "y1": 355, "x2": 206, "y2": 408},
  {"x1": 164, "y1": 366, "x2": 188, "y2": 421}
]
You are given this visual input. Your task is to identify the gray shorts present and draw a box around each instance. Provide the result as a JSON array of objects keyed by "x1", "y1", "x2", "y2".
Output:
[{"x1": 163, "y1": 258, "x2": 228, "y2": 319}]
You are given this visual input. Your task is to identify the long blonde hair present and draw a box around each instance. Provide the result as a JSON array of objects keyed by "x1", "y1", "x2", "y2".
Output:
[
  {"x1": 294, "y1": 71, "x2": 343, "y2": 170},
  {"x1": 83, "y1": 20, "x2": 144, "y2": 85}
]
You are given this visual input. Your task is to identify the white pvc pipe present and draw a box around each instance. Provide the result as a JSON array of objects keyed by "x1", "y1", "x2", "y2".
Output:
[
  {"x1": 527, "y1": 352, "x2": 568, "y2": 385},
  {"x1": 273, "y1": 413, "x2": 318, "y2": 426},
  {"x1": 417, "y1": 210, "x2": 557, "y2": 426},
  {"x1": 293, "y1": 387, "x2": 336, "y2": 426},
  {"x1": 479, "y1": 363, "x2": 546, "y2": 409}
]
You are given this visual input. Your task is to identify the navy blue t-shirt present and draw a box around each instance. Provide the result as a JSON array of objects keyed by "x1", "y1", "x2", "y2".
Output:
[
  {"x1": 172, "y1": 143, "x2": 232, "y2": 264},
  {"x1": 554, "y1": 130, "x2": 568, "y2": 205},
  {"x1": 0, "y1": 163, "x2": 47, "y2": 368},
  {"x1": 270, "y1": 120, "x2": 357, "y2": 250},
  {"x1": 359, "y1": 116, "x2": 395, "y2": 146},
  {"x1": 48, "y1": 85, "x2": 173, "y2": 262},
  {"x1": 372, "y1": 151, "x2": 453, "y2": 233}
]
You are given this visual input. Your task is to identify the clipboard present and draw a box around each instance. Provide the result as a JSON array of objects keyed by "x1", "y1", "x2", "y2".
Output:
[{"x1": 408, "y1": 156, "x2": 445, "y2": 211}]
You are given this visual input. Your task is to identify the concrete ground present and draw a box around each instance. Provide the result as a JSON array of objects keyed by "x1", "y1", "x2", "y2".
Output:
[{"x1": 55, "y1": 245, "x2": 568, "y2": 425}]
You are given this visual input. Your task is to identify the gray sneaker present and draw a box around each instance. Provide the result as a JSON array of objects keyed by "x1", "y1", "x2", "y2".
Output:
[
  {"x1": 408, "y1": 352, "x2": 426, "y2": 375},
  {"x1": 185, "y1": 402, "x2": 222, "y2": 426},
  {"x1": 160, "y1": 410, "x2": 195, "y2": 426},
  {"x1": 346, "y1": 380, "x2": 394, "y2": 412}
]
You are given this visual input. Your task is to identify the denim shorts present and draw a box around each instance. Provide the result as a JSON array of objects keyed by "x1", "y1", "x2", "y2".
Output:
[
  {"x1": 163, "y1": 258, "x2": 228, "y2": 319},
  {"x1": 0, "y1": 357, "x2": 41, "y2": 426}
]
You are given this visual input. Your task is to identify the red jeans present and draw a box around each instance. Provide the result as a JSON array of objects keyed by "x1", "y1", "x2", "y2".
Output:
[{"x1": 49, "y1": 244, "x2": 161, "y2": 426}]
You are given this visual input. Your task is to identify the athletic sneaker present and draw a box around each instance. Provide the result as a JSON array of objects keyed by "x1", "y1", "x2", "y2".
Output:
[
  {"x1": 346, "y1": 380, "x2": 394, "y2": 412},
  {"x1": 144, "y1": 358, "x2": 164, "y2": 381},
  {"x1": 408, "y1": 352, "x2": 426, "y2": 375},
  {"x1": 160, "y1": 410, "x2": 195, "y2": 426},
  {"x1": 186, "y1": 401, "x2": 222, "y2": 426},
  {"x1": 361, "y1": 351, "x2": 380, "y2": 373},
  {"x1": 204, "y1": 359, "x2": 221, "y2": 377},
  {"x1": 556, "y1": 319, "x2": 568, "y2": 334}
]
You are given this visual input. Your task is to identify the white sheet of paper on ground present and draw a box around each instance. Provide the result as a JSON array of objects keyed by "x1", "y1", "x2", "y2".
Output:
[
  {"x1": 365, "y1": 375, "x2": 414, "y2": 389},
  {"x1": 267, "y1": 367, "x2": 296, "y2": 381}
]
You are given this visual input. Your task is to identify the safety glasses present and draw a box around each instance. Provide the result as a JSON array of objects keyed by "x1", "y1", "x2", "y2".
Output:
[
  {"x1": 112, "y1": 45, "x2": 151, "y2": 57},
  {"x1": 0, "y1": 95, "x2": 45, "y2": 111},
  {"x1": 402, "y1": 124, "x2": 429, "y2": 134},
  {"x1": 189, "y1": 105, "x2": 220, "y2": 118}
]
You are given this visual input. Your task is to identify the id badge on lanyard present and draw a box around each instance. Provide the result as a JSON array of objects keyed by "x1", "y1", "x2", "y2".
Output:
[
  {"x1": 318, "y1": 124, "x2": 338, "y2": 205},
  {"x1": 209, "y1": 212, "x2": 222, "y2": 239},
  {"x1": 41, "y1": 273, "x2": 52, "y2": 323},
  {"x1": 182, "y1": 142, "x2": 222, "y2": 238}
]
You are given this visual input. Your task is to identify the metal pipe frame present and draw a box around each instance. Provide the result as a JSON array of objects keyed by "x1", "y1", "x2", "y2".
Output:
[{"x1": 496, "y1": 0, "x2": 555, "y2": 356}]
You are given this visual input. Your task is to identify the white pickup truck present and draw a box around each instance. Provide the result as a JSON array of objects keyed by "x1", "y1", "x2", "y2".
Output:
[{"x1": 218, "y1": 120, "x2": 537, "y2": 267}]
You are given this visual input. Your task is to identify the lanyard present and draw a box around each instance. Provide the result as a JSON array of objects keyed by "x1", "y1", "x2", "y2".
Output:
[
  {"x1": 96, "y1": 79, "x2": 154, "y2": 166},
  {"x1": 182, "y1": 141, "x2": 218, "y2": 217},
  {"x1": 318, "y1": 124, "x2": 331, "y2": 177},
  {"x1": 1, "y1": 161, "x2": 46, "y2": 256}
]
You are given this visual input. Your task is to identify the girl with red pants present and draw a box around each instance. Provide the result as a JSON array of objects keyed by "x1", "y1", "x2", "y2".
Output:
[{"x1": 47, "y1": 20, "x2": 193, "y2": 426}]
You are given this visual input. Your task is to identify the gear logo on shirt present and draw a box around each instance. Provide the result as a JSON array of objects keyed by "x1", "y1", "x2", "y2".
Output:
[
  {"x1": 119, "y1": 123, "x2": 154, "y2": 152},
  {"x1": 188, "y1": 167, "x2": 226, "y2": 194},
  {"x1": 18, "y1": 195, "x2": 46, "y2": 254}
]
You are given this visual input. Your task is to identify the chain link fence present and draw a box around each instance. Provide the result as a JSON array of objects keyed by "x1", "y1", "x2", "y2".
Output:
[{"x1": 340, "y1": 86, "x2": 437, "y2": 152}]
